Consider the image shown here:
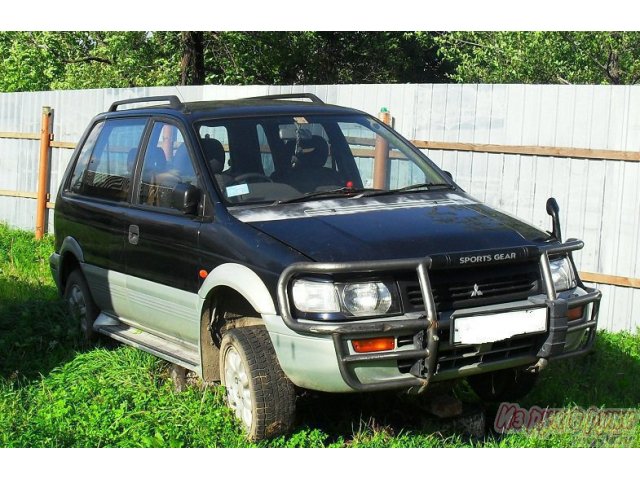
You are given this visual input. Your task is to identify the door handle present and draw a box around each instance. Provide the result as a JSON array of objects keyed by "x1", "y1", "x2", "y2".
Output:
[{"x1": 128, "y1": 225, "x2": 140, "y2": 245}]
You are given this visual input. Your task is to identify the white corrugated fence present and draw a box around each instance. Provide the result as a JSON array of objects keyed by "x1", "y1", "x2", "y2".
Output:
[{"x1": 0, "y1": 84, "x2": 638, "y2": 332}]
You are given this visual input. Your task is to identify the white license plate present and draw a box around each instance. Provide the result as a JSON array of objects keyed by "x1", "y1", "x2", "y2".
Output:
[{"x1": 452, "y1": 308, "x2": 547, "y2": 345}]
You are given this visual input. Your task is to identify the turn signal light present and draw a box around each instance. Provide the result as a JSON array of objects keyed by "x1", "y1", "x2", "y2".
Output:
[
  {"x1": 567, "y1": 306, "x2": 584, "y2": 321},
  {"x1": 352, "y1": 337, "x2": 395, "y2": 353}
]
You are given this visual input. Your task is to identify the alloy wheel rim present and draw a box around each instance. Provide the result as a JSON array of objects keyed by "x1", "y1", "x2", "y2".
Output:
[{"x1": 224, "y1": 346, "x2": 253, "y2": 430}]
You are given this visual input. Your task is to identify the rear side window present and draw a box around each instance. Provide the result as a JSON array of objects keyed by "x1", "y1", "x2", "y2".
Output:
[
  {"x1": 68, "y1": 121, "x2": 104, "y2": 193},
  {"x1": 69, "y1": 118, "x2": 147, "y2": 202}
]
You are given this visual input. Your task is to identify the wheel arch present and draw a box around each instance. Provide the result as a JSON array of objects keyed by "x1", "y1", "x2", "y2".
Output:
[
  {"x1": 197, "y1": 263, "x2": 277, "y2": 382},
  {"x1": 197, "y1": 263, "x2": 277, "y2": 315},
  {"x1": 58, "y1": 236, "x2": 85, "y2": 291}
]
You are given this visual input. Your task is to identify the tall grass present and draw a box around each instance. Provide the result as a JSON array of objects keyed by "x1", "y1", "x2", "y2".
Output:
[{"x1": 1, "y1": 223, "x2": 638, "y2": 447}]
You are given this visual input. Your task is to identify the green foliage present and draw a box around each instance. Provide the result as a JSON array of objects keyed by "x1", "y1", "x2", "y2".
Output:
[
  {"x1": 5, "y1": 32, "x2": 640, "y2": 91},
  {"x1": 0, "y1": 223, "x2": 638, "y2": 447},
  {"x1": 0, "y1": 224, "x2": 76, "y2": 379},
  {"x1": 436, "y1": 32, "x2": 640, "y2": 85},
  {"x1": 50, "y1": 32, "x2": 181, "y2": 90},
  {"x1": 0, "y1": 31, "x2": 448, "y2": 92},
  {"x1": 0, "y1": 32, "x2": 62, "y2": 92},
  {"x1": 0, "y1": 32, "x2": 180, "y2": 92},
  {"x1": 201, "y1": 32, "x2": 448, "y2": 85}
]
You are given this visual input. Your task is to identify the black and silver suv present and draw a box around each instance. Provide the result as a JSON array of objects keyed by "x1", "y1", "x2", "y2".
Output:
[{"x1": 50, "y1": 94, "x2": 601, "y2": 440}]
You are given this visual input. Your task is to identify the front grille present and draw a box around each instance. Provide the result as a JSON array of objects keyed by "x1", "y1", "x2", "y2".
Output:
[
  {"x1": 395, "y1": 261, "x2": 543, "y2": 375},
  {"x1": 436, "y1": 334, "x2": 542, "y2": 372},
  {"x1": 399, "y1": 261, "x2": 541, "y2": 312},
  {"x1": 396, "y1": 332, "x2": 544, "y2": 374}
]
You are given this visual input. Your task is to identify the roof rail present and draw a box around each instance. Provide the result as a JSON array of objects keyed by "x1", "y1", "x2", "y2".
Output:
[
  {"x1": 108, "y1": 95, "x2": 183, "y2": 112},
  {"x1": 245, "y1": 93, "x2": 325, "y2": 104}
]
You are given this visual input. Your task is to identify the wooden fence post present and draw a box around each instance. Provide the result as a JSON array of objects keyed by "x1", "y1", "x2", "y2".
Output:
[
  {"x1": 373, "y1": 107, "x2": 392, "y2": 189},
  {"x1": 35, "y1": 106, "x2": 52, "y2": 240}
]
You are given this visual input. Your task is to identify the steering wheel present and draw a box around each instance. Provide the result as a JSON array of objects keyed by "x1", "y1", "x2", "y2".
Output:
[{"x1": 233, "y1": 173, "x2": 273, "y2": 183}]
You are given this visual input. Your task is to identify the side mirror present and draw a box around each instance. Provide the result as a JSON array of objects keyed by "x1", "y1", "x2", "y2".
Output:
[{"x1": 172, "y1": 183, "x2": 201, "y2": 215}]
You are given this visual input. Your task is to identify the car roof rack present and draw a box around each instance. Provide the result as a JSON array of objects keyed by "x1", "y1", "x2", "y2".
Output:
[
  {"x1": 108, "y1": 95, "x2": 183, "y2": 112},
  {"x1": 245, "y1": 93, "x2": 325, "y2": 104}
]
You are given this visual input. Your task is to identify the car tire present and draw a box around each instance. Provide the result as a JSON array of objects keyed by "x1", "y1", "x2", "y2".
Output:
[
  {"x1": 219, "y1": 325, "x2": 296, "y2": 441},
  {"x1": 64, "y1": 269, "x2": 99, "y2": 346},
  {"x1": 467, "y1": 368, "x2": 539, "y2": 402}
]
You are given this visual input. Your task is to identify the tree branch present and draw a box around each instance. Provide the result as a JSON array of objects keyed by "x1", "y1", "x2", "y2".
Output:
[
  {"x1": 438, "y1": 35, "x2": 495, "y2": 52},
  {"x1": 64, "y1": 56, "x2": 113, "y2": 65}
]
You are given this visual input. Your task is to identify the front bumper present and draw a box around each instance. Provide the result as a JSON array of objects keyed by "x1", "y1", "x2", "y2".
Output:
[{"x1": 275, "y1": 240, "x2": 601, "y2": 393}]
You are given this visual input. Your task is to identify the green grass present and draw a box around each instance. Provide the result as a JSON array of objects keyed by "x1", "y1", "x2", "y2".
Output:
[{"x1": 1, "y1": 223, "x2": 639, "y2": 447}]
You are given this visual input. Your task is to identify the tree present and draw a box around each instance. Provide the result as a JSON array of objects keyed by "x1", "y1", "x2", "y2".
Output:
[
  {"x1": 0, "y1": 31, "x2": 451, "y2": 92},
  {"x1": 180, "y1": 31, "x2": 205, "y2": 86},
  {"x1": 0, "y1": 32, "x2": 65, "y2": 92},
  {"x1": 0, "y1": 32, "x2": 181, "y2": 92},
  {"x1": 435, "y1": 32, "x2": 640, "y2": 85},
  {"x1": 199, "y1": 32, "x2": 450, "y2": 85}
]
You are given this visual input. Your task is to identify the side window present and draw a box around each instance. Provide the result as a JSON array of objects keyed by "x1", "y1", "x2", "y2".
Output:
[
  {"x1": 68, "y1": 121, "x2": 104, "y2": 193},
  {"x1": 70, "y1": 118, "x2": 146, "y2": 201},
  {"x1": 138, "y1": 121, "x2": 198, "y2": 209}
]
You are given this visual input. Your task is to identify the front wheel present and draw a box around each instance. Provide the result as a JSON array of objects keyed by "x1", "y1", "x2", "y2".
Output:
[
  {"x1": 467, "y1": 368, "x2": 539, "y2": 402},
  {"x1": 219, "y1": 325, "x2": 296, "y2": 441}
]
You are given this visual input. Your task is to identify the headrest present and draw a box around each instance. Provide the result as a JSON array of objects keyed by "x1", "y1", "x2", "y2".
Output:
[
  {"x1": 201, "y1": 138, "x2": 226, "y2": 174},
  {"x1": 297, "y1": 135, "x2": 328, "y2": 169},
  {"x1": 144, "y1": 146, "x2": 167, "y2": 171}
]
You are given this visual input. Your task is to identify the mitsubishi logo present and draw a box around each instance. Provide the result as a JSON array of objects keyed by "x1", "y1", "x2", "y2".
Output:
[{"x1": 470, "y1": 283, "x2": 483, "y2": 297}]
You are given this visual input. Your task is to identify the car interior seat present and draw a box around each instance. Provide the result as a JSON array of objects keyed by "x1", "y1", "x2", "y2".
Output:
[
  {"x1": 286, "y1": 135, "x2": 342, "y2": 193},
  {"x1": 201, "y1": 137, "x2": 235, "y2": 190}
]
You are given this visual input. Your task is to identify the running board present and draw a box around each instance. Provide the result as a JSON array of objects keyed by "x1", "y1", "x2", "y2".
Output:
[{"x1": 96, "y1": 319, "x2": 199, "y2": 371}]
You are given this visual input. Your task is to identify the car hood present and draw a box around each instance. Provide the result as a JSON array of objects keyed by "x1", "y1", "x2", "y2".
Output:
[{"x1": 230, "y1": 192, "x2": 552, "y2": 263}]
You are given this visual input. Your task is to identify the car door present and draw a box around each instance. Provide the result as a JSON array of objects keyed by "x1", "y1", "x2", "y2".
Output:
[
  {"x1": 59, "y1": 116, "x2": 149, "y2": 317},
  {"x1": 122, "y1": 119, "x2": 203, "y2": 347}
]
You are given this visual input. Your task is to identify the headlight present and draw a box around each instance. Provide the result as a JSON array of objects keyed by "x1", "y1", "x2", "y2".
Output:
[
  {"x1": 339, "y1": 282, "x2": 392, "y2": 317},
  {"x1": 291, "y1": 279, "x2": 398, "y2": 317},
  {"x1": 291, "y1": 279, "x2": 340, "y2": 313},
  {"x1": 549, "y1": 257, "x2": 576, "y2": 292}
]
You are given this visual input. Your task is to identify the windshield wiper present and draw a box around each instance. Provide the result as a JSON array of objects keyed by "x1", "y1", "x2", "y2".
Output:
[
  {"x1": 358, "y1": 182, "x2": 455, "y2": 198},
  {"x1": 274, "y1": 187, "x2": 382, "y2": 205},
  {"x1": 394, "y1": 182, "x2": 454, "y2": 192},
  {"x1": 273, "y1": 182, "x2": 453, "y2": 205}
]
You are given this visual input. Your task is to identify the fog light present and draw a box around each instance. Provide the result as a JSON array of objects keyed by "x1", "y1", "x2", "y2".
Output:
[
  {"x1": 352, "y1": 337, "x2": 395, "y2": 353},
  {"x1": 567, "y1": 306, "x2": 584, "y2": 321}
]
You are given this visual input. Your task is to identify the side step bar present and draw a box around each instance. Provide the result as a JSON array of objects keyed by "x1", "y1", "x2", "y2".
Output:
[{"x1": 94, "y1": 314, "x2": 199, "y2": 371}]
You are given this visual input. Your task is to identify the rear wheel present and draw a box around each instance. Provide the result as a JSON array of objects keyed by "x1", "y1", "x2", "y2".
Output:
[
  {"x1": 467, "y1": 368, "x2": 539, "y2": 402},
  {"x1": 219, "y1": 325, "x2": 296, "y2": 441},
  {"x1": 64, "y1": 269, "x2": 98, "y2": 346}
]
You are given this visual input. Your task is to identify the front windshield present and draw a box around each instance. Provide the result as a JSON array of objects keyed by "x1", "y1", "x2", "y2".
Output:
[{"x1": 195, "y1": 114, "x2": 451, "y2": 206}]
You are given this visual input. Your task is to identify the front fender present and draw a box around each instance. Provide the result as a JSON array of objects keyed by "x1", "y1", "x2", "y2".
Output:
[{"x1": 197, "y1": 263, "x2": 276, "y2": 315}]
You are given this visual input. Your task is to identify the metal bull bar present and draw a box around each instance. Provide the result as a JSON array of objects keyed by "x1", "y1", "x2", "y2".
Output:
[{"x1": 276, "y1": 239, "x2": 600, "y2": 392}]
